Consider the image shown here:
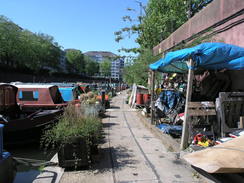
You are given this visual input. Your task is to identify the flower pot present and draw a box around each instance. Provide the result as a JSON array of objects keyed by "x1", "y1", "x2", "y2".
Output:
[{"x1": 57, "y1": 137, "x2": 89, "y2": 168}]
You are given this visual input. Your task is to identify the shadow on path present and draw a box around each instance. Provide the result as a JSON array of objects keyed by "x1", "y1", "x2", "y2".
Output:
[{"x1": 90, "y1": 146, "x2": 139, "y2": 174}]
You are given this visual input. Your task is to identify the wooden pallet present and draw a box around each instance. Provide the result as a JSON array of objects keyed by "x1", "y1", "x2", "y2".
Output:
[
  {"x1": 216, "y1": 92, "x2": 244, "y2": 137},
  {"x1": 188, "y1": 101, "x2": 216, "y2": 140}
]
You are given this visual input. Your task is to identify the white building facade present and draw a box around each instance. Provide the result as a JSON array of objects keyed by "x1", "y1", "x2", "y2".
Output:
[{"x1": 85, "y1": 51, "x2": 124, "y2": 81}]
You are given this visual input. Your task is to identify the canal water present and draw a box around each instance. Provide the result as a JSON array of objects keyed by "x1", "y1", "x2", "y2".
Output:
[{"x1": 6, "y1": 144, "x2": 55, "y2": 183}]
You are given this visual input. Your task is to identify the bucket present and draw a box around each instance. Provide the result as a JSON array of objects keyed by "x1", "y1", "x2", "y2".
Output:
[
  {"x1": 143, "y1": 94, "x2": 151, "y2": 104},
  {"x1": 136, "y1": 93, "x2": 144, "y2": 105}
]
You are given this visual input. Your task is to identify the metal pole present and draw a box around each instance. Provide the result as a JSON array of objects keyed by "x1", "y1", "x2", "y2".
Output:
[
  {"x1": 151, "y1": 70, "x2": 155, "y2": 125},
  {"x1": 101, "y1": 90, "x2": 106, "y2": 107},
  {"x1": 180, "y1": 58, "x2": 194, "y2": 150},
  {"x1": 0, "y1": 124, "x2": 4, "y2": 159}
]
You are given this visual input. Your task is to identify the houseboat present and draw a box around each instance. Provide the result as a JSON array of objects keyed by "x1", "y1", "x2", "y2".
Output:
[
  {"x1": 0, "y1": 84, "x2": 63, "y2": 144},
  {"x1": 14, "y1": 84, "x2": 67, "y2": 112}
]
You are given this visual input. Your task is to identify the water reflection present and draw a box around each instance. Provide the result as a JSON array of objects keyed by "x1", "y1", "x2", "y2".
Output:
[{"x1": 6, "y1": 144, "x2": 54, "y2": 183}]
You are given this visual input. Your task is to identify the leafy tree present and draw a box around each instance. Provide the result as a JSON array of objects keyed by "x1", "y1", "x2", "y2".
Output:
[
  {"x1": 137, "y1": 0, "x2": 187, "y2": 49},
  {"x1": 0, "y1": 15, "x2": 62, "y2": 73},
  {"x1": 100, "y1": 59, "x2": 111, "y2": 77},
  {"x1": 0, "y1": 16, "x2": 23, "y2": 67},
  {"x1": 84, "y1": 55, "x2": 99, "y2": 76},
  {"x1": 65, "y1": 49, "x2": 85, "y2": 74},
  {"x1": 123, "y1": 49, "x2": 159, "y2": 86},
  {"x1": 116, "y1": 0, "x2": 214, "y2": 86}
]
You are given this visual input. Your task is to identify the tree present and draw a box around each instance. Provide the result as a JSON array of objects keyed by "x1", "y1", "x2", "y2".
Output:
[
  {"x1": 0, "y1": 16, "x2": 23, "y2": 67},
  {"x1": 65, "y1": 49, "x2": 85, "y2": 74},
  {"x1": 115, "y1": 0, "x2": 214, "y2": 86},
  {"x1": 100, "y1": 59, "x2": 111, "y2": 77},
  {"x1": 137, "y1": 0, "x2": 187, "y2": 49},
  {"x1": 123, "y1": 49, "x2": 159, "y2": 86},
  {"x1": 84, "y1": 55, "x2": 99, "y2": 76},
  {"x1": 0, "y1": 15, "x2": 62, "y2": 73}
]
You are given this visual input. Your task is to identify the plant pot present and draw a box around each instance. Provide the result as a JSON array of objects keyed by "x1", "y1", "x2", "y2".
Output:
[{"x1": 57, "y1": 137, "x2": 89, "y2": 168}]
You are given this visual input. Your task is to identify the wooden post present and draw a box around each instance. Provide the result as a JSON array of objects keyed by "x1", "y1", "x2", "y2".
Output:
[
  {"x1": 180, "y1": 58, "x2": 194, "y2": 150},
  {"x1": 240, "y1": 116, "x2": 244, "y2": 128},
  {"x1": 151, "y1": 70, "x2": 156, "y2": 125}
]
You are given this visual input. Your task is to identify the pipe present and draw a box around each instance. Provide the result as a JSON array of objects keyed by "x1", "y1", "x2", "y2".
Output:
[{"x1": 0, "y1": 124, "x2": 4, "y2": 159}]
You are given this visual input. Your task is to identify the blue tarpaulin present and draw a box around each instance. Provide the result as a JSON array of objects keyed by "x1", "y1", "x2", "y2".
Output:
[
  {"x1": 156, "y1": 124, "x2": 182, "y2": 137},
  {"x1": 59, "y1": 87, "x2": 75, "y2": 102},
  {"x1": 150, "y1": 42, "x2": 244, "y2": 73}
]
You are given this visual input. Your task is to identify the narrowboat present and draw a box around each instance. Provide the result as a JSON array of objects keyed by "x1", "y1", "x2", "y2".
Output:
[
  {"x1": 0, "y1": 124, "x2": 16, "y2": 183},
  {"x1": 0, "y1": 83, "x2": 19, "y2": 116},
  {"x1": 77, "y1": 83, "x2": 91, "y2": 93},
  {"x1": 14, "y1": 84, "x2": 67, "y2": 112},
  {"x1": 0, "y1": 84, "x2": 63, "y2": 144}
]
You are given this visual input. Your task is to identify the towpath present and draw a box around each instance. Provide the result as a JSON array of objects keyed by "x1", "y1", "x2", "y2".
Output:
[{"x1": 60, "y1": 90, "x2": 205, "y2": 183}]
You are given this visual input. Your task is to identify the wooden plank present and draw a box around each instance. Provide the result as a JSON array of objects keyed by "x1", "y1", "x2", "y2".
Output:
[
  {"x1": 151, "y1": 70, "x2": 156, "y2": 125},
  {"x1": 240, "y1": 116, "x2": 244, "y2": 128},
  {"x1": 181, "y1": 58, "x2": 194, "y2": 150},
  {"x1": 188, "y1": 102, "x2": 215, "y2": 108},
  {"x1": 184, "y1": 135, "x2": 244, "y2": 173},
  {"x1": 188, "y1": 109, "x2": 216, "y2": 116}
]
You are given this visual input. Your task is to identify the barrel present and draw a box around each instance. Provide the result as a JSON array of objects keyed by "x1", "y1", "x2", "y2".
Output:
[
  {"x1": 0, "y1": 124, "x2": 3, "y2": 159},
  {"x1": 143, "y1": 94, "x2": 151, "y2": 104},
  {"x1": 136, "y1": 93, "x2": 144, "y2": 105}
]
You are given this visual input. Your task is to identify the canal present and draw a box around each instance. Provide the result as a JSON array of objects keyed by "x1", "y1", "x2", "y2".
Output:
[{"x1": 6, "y1": 144, "x2": 55, "y2": 183}]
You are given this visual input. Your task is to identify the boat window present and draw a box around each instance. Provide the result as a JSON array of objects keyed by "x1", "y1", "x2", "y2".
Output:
[{"x1": 19, "y1": 91, "x2": 38, "y2": 101}]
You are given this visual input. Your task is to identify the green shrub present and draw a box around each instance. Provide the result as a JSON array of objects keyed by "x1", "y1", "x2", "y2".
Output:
[{"x1": 41, "y1": 105, "x2": 102, "y2": 150}]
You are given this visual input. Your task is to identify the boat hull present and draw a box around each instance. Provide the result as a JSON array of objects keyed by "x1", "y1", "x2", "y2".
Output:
[{"x1": 1, "y1": 109, "x2": 63, "y2": 145}]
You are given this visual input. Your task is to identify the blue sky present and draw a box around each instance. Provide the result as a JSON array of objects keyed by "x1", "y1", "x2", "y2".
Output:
[{"x1": 0, "y1": 0, "x2": 147, "y2": 56}]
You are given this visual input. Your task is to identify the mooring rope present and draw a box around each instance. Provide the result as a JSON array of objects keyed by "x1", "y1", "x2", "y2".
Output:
[{"x1": 13, "y1": 157, "x2": 58, "y2": 167}]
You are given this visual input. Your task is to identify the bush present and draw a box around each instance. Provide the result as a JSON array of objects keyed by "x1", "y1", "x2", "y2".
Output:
[{"x1": 41, "y1": 105, "x2": 102, "y2": 151}]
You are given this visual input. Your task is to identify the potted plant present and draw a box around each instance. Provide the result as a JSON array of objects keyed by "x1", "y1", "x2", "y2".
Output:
[{"x1": 41, "y1": 105, "x2": 102, "y2": 168}]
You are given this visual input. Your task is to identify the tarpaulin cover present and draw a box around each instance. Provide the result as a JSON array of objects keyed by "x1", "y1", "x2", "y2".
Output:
[
  {"x1": 155, "y1": 90, "x2": 184, "y2": 114},
  {"x1": 150, "y1": 42, "x2": 244, "y2": 73},
  {"x1": 59, "y1": 87, "x2": 75, "y2": 102},
  {"x1": 156, "y1": 124, "x2": 182, "y2": 137}
]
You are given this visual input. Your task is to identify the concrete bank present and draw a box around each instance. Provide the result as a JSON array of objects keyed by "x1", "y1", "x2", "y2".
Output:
[
  {"x1": 33, "y1": 154, "x2": 64, "y2": 183},
  {"x1": 60, "y1": 91, "x2": 206, "y2": 183}
]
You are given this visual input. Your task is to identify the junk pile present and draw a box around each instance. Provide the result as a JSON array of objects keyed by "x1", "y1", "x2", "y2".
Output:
[
  {"x1": 149, "y1": 42, "x2": 244, "y2": 176},
  {"x1": 184, "y1": 135, "x2": 244, "y2": 174},
  {"x1": 154, "y1": 73, "x2": 186, "y2": 137}
]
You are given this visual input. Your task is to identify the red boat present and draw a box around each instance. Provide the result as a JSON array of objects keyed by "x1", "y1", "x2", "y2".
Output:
[
  {"x1": 14, "y1": 84, "x2": 67, "y2": 112},
  {"x1": 0, "y1": 84, "x2": 63, "y2": 144}
]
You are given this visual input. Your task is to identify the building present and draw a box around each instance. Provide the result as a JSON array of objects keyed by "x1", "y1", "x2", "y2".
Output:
[
  {"x1": 84, "y1": 51, "x2": 124, "y2": 80},
  {"x1": 111, "y1": 57, "x2": 124, "y2": 81},
  {"x1": 84, "y1": 51, "x2": 117, "y2": 63}
]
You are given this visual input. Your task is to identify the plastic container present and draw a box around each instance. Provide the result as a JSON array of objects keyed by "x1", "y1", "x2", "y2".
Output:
[
  {"x1": 143, "y1": 94, "x2": 151, "y2": 104},
  {"x1": 136, "y1": 93, "x2": 144, "y2": 105}
]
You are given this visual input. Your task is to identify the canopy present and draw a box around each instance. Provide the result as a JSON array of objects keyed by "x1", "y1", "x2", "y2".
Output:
[{"x1": 150, "y1": 42, "x2": 244, "y2": 73}]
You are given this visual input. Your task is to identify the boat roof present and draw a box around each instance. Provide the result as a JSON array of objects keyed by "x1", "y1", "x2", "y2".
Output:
[
  {"x1": 13, "y1": 84, "x2": 56, "y2": 89},
  {"x1": 0, "y1": 83, "x2": 18, "y2": 88},
  {"x1": 59, "y1": 87, "x2": 75, "y2": 91}
]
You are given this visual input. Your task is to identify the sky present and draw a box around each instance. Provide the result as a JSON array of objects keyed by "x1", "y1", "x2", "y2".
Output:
[{"x1": 0, "y1": 0, "x2": 147, "y2": 56}]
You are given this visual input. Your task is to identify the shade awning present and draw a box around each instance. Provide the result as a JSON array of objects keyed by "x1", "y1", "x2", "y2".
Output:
[{"x1": 150, "y1": 42, "x2": 244, "y2": 73}]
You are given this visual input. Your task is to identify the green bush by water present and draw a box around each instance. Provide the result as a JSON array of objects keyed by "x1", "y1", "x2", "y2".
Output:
[{"x1": 41, "y1": 105, "x2": 102, "y2": 150}]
